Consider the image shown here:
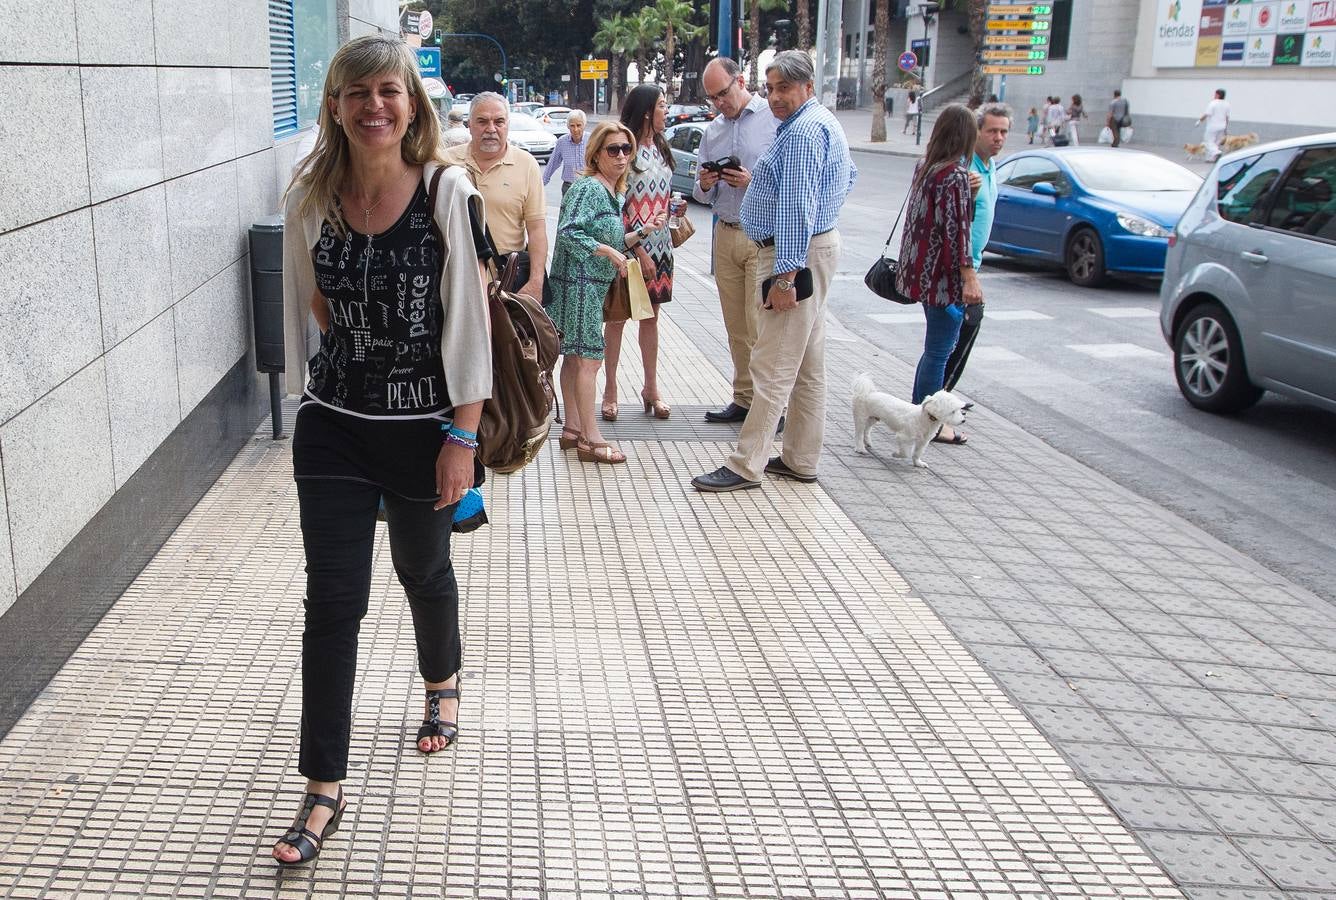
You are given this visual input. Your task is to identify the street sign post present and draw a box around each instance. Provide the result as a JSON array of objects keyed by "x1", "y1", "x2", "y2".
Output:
[
  {"x1": 982, "y1": 64, "x2": 1045, "y2": 75},
  {"x1": 897, "y1": 50, "x2": 918, "y2": 73},
  {"x1": 579, "y1": 59, "x2": 609, "y2": 79},
  {"x1": 985, "y1": 0, "x2": 1053, "y2": 99}
]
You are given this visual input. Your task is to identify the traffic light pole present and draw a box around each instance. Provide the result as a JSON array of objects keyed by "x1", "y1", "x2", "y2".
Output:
[{"x1": 717, "y1": 0, "x2": 734, "y2": 59}]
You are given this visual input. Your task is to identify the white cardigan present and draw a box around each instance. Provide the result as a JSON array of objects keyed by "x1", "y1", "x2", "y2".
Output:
[{"x1": 281, "y1": 162, "x2": 493, "y2": 407}]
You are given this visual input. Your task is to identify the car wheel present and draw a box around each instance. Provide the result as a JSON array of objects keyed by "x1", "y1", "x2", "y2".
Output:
[
  {"x1": 1065, "y1": 227, "x2": 1105, "y2": 287},
  {"x1": 1173, "y1": 302, "x2": 1264, "y2": 413}
]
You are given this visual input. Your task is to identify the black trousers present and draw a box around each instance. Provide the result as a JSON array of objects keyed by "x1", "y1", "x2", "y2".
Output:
[
  {"x1": 944, "y1": 303, "x2": 984, "y2": 392},
  {"x1": 296, "y1": 478, "x2": 461, "y2": 782}
]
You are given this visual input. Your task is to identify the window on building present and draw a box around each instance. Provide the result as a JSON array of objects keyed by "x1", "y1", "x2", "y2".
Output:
[
  {"x1": 1048, "y1": 0, "x2": 1073, "y2": 61},
  {"x1": 269, "y1": 0, "x2": 340, "y2": 139}
]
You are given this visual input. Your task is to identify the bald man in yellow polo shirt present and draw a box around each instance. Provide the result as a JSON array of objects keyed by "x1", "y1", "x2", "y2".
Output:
[{"x1": 445, "y1": 92, "x2": 549, "y2": 303}]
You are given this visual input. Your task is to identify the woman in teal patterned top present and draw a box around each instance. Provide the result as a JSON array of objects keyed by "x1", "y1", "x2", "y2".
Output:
[{"x1": 549, "y1": 122, "x2": 665, "y2": 465}]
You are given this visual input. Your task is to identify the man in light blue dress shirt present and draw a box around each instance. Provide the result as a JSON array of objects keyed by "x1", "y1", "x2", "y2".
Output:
[
  {"x1": 692, "y1": 50, "x2": 856, "y2": 493},
  {"x1": 693, "y1": 57, "x2": 779, "y2": 424}
]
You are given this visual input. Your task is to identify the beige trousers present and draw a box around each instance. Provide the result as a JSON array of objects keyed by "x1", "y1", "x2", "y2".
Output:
[
  {"x1": 727, "y1": 230, "x2": 841, "y2": 482},
  {"x1": 712, "y1": 222, "x2": 761, "y2": 407}
]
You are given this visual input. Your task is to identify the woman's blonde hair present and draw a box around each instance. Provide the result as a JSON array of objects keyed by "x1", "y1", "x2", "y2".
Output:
[
  {"x1": 581, "y1": 122, "x2": 637, "y2": 194},
  {"x1": 289, "y1": 35, "x2": 443, "y2": 236}
]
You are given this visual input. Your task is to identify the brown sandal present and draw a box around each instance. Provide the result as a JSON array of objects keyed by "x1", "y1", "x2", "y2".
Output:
[
  {"x1": 641, "y1": 393, "x2": 671, "y2": 419},
  {"x1": 577, "y1": 439, "x2": 627, "y2": 464},
  {"x1": 559, "y1": 427, "x2": 581, "y2": 450},
  {"x1": 601, "y1": 399, "x2": 618, "y2": 422}
]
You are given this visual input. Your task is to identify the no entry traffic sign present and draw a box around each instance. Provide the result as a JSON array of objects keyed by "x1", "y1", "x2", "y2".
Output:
[{"x1": 898, "y1": 51, "x2": 918, "y2": 72}]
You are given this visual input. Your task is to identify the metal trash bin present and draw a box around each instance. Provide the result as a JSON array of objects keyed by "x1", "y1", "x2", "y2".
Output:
[{"x1": 248, "y1": 216, "x2": 287, "y2": 438}]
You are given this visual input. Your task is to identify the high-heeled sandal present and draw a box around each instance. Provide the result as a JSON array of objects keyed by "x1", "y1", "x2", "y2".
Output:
[
  {"x1": 275, "y1": 787, "x2": 346, "y2": 866},
  {"x1": 576, "y1": 439, "x2": 627, "y2": 464},
  {"x1": 558, "y1": 427, "x2": 581, "y2": 450},
  {"x1": 416, "y1": 684, "x2": 459, "y2": 753},
  {"x1": 601, "y1": 399, "x2": 618, "y2": 422},
  {"x1": 642, "y1": 393, "x2": 671, "y2": 419}
]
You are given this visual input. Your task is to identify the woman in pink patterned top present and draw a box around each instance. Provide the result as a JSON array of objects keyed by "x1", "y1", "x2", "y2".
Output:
[
  {"x1": 602, "y1": 84, "x2": 675, "y2": 421},
  {"x1": 895, "y1": 104, "x2": 983, "y2": 406}
]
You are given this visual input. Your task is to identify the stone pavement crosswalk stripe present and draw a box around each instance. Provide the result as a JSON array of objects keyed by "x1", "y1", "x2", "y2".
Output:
[
  {"x1": 967, "y1": 345, "x2": 1028, "y2": 363},
  {"x1": 1068, "y1": 342, "x2": 1166, "y2": 359},
  {"x1": 868, "y1": 311, "x2": 924, "y2": 324},
  {"x1": 1090, "y1": 307, "x2": 1162, "y2": 318},
  {"x1": 984, "y1": 309, "x2": 1054, "y2": 321}
]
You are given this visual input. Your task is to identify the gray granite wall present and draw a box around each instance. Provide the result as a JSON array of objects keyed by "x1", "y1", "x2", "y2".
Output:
[{"x1": 0, "y1": 0, "x2": 400, "y2": 615}]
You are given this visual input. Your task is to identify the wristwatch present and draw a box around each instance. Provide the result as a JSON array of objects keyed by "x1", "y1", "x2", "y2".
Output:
[
  {"x1": 638, "y1": 225, "x2": 649, "y2": 239},
  {"x1": 774, "y1": 278, "x2": 794, "y2": 292}
]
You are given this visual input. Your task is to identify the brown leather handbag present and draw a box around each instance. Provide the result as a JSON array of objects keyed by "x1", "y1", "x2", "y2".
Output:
[
  {"x1": 477, "y1": 252, "x2": 562, "y2": 473},
  {"x1": 669, "y1": 215, "x2": 695, "y2": 248}
]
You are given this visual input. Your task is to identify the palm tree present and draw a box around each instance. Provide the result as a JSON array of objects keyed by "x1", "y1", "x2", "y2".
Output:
[
  {"x1": 870, "y1": 0, "x2": 890, "y2": 142},
  {"x1": 626, "y1": 6, "x2": 659, "y2": 86},
  {"x1": 650, "y1": 0, "x2": 704, "y2": 103},
  {"x1": 747, "y1": 0, "x2": 788, "y2": 91},
  {"x1": 594, "y1": 13, "x2": 636, "y2": 113},
  {"x1": 965, "y1": 0, "x2": 988, "y2": 106},
  {"x1": 795, "y1": 0, "x2": 812, "y2": 50}
]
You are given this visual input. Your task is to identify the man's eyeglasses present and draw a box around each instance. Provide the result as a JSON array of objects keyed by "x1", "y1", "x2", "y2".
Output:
[
  {"x1": 706, "y1": 82, "x2": 736, "y2": 104},
  {"x1": 604, "y1": 143, "x2": 634, "y2": 157}
]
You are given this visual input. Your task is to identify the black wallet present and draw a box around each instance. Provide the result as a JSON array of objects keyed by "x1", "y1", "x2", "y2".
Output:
[{"x1": 761, "y1": 267, "x2": 814, "y2": 306}]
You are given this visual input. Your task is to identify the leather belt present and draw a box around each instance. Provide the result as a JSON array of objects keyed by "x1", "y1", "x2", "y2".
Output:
[
  {"x1": 717, "y1": 220, "x2": 742, "y2": 229},
  {"x1": 756, "y1": 228, "x2": 833, "y2": 248}
]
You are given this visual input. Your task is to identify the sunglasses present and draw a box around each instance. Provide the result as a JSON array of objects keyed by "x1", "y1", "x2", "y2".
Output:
[{"x1": 604, "y1": 143, "x2": 634, "y2": 157}]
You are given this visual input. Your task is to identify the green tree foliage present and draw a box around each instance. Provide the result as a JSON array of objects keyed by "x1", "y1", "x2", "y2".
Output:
[{"x1": 647, "y1": 0, "x2": 706, "y2": 103}]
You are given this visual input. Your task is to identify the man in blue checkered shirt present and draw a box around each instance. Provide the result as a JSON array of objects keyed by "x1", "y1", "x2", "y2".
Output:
[{"x1": 693, "y1": 50, "x2": 856, "y2": 493}]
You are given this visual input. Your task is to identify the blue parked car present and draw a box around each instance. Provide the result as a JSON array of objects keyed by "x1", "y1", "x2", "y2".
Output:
[{"x1": 987, "y1": 147, "x2": 1202, "y2": 287}]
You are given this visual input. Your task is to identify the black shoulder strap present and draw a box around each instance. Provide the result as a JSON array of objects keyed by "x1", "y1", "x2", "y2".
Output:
[{"x1": 882, "y1": 191, "x2": 911, "y2": 253}]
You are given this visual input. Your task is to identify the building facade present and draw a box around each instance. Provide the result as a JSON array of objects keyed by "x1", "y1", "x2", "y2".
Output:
[{"x1": 0, "y1": 0, "x2": 400, "y2": 618}]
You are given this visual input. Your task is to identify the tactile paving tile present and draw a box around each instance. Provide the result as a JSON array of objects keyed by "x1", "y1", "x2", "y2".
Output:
[{"x1": 0, "y1": 274, "x2": 1182, "y2": 897}]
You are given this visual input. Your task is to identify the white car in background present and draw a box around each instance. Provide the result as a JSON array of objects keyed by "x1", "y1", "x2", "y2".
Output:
[
  {"x1": 536, "y1": 106, "x2": 574, "y2": 137},
  {"x1": 507, "y1": 113, "x2": 556, "y2": 163}
]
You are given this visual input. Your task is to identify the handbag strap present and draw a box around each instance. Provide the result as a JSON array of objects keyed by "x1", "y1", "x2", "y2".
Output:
[{"x1": 881, "y1": 191, "x2": 912, "y2": 253}]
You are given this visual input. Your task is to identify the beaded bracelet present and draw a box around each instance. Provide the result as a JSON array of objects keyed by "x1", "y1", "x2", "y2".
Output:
[{"x1": 443, "y1": 432, "x2": 478, "y2": 452}]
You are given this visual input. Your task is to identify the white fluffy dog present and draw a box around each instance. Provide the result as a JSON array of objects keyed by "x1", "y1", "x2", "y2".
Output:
[{"x1": 851, "y1": 373, "x2": 972, "y2": 468}]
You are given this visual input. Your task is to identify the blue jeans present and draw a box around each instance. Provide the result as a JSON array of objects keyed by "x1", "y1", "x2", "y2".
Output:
[{"x1": 912, "y1": 303, "x2": 965, "y2": 403}]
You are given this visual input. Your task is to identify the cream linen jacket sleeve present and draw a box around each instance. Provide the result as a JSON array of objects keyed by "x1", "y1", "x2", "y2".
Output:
[{"x1": 281, "y1": 162, "x2": 493, "y2": 406}]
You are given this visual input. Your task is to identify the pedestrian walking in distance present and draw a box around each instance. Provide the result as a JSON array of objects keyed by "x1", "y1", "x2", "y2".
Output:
[
  {"x1": 938, "y1": 102, "x2": 1010, "y2": 445},
  {"x1": 602, "y1": 84, "x2": 677, "y2": 422},
  {"x1": 1108, "y1": 89, "x2": 1130, "y2": 148},
  {"x1": 894, "y1": 104, "x2": 984, "y2": 412},
  {"x1": 1197, "y1": 88, "x2": 1231, "y2": 162},
  {"x1": 1066, "y1": 94, "x2": 1085, "y2": 146},
  {"x1": 1026, "y1": 107, "x2": 1039, "y2": 144},
  {"x1": 695, "y1": 56, "x2": 779, "y2": 425},
  {"x1": 904, "y1": 90, "x2": 920, "y2": 134},
  {"x1": 543, "y1": 109, "x2": 588, "y2": 197},
  {"x1": 548, "y1": 122, "x2": 665, "y2": 465},
  {"x1": 691, "y1": 50, "x2": 856, "y2": 493},
  {"x1": 275, "y1": 34, "x2": 493, "y2": 866}
]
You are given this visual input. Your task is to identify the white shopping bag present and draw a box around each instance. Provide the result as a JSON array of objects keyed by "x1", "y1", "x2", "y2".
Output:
[
  {"x1": 1119, "y1": 126, "x2": 1134, "y2": 144},
  {"x1": 1098, "y1": 126, "x2": 1113, "y2": 144}
]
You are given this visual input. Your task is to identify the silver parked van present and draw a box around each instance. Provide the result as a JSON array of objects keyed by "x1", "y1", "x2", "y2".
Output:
[{"x1": 1160, "y1": 132, "x2": 1336, "y2": 414}]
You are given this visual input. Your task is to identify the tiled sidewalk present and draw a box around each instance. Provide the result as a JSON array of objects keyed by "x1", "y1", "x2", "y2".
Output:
[{"x1": 0, "y1": 307, "x2": 1183, "y2": 896}]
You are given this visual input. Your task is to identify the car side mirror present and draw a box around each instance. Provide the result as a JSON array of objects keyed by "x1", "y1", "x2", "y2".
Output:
[{"x1": 1032, "y1": 181, "x2": 1059, "y2": 197}]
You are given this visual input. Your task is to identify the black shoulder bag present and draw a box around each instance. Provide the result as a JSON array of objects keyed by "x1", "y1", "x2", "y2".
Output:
[{"x1": 863, "y1": 190, "x2": 917, "y2": 305}]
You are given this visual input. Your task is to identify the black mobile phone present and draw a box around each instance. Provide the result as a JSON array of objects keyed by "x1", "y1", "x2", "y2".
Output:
[
  {"x1": 761, "y1": 268, "x2": 814, "y2": 307},
  {"x1": 704, "y1": 155, "x2": 741, "y2": 173}
]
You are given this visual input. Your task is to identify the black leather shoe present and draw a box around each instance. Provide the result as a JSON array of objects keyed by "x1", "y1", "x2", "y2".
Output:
[
  {"x1": 764, "y1": 456, "x2": 818, "y2": 483},
  {"x1": 704, "y1": 402, "x2": 749, "y2": 423},
  {"x1": 691, "y1": 466, "x2": 761, "y2": 493}
]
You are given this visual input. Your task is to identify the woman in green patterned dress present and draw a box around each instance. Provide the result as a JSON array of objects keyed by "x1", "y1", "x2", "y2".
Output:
[{"x1": 549, "y1": 121, "x2": 666, "y2": 465}]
